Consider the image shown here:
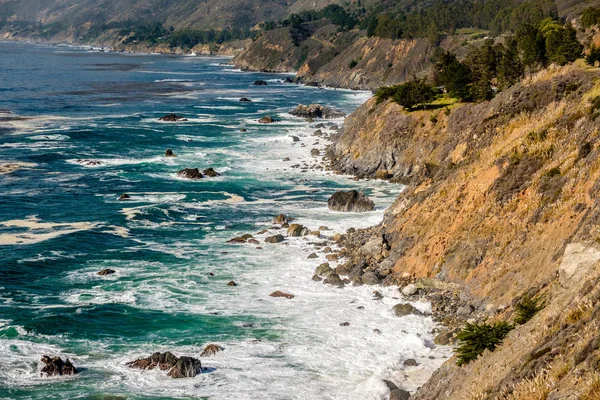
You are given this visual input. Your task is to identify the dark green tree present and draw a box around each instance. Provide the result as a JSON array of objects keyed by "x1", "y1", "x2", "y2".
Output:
[
  {"x1": 434, "y1": 52, "x2": 473, "y2": 101},
  {"x1": 586, "y1": 45, "x2": 600, "y2": 66},
  {"x1": 455, "y1": 321, "x2": 514, "y2": 366}
]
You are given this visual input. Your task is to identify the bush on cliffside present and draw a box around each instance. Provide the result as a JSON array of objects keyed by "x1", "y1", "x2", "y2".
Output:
[
  {"x1": 375, "y1": 79, "x2": 437, "y2": 110},
  {"x1": 455, "y1": 321, "x2": 514, "y2": 366},
  {"x1": 514, "y1": 294, "x2": 545, "y2": 324}
]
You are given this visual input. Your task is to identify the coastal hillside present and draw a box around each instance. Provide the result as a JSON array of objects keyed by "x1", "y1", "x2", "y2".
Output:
[{"x1": 330, "y1": 61, "x2": 600, "y2": 397}]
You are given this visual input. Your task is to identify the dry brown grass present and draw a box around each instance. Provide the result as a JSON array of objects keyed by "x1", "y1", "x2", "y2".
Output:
[
  {"x1": 580, "y1": 375, "x2": 600, "y2": 400},
  {"x1": 497, "y1": 371, "x2": 553, "y2": 400}
]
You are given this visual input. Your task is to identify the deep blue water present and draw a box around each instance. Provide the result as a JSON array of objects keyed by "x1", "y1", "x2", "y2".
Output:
[{"x1": 0, "y1": 42, "x2": 446, "y2": 400}]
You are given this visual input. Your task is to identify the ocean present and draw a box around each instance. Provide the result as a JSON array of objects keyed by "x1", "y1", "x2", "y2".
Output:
[{"x1": 0, "y1": 41, "x2": 448, "y2": 399}]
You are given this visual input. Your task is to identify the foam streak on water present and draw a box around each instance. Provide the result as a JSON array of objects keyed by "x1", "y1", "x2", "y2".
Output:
[{"x1": 0, "y1": 42, "x2": 449, "y2": 400}]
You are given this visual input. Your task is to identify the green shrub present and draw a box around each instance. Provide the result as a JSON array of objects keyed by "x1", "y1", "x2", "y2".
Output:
[
  {"x1": 514, "y1": 294, "x2": 545, "y2": 324},
  {"x1": 589, "y1": 96, "x2": 600, "y2": 120},
  {"x1": 455, "y1": 321, "x2": 514, "y2": 366},
  {"x1": 348, "y1": 60, "x2": 358, "y2": 69},
  {"x1": 374, "y1": 79, "x2": 437, "y2": 111},
  {"x1": 587, "y1": 46, "x2": 600, "y2": 66}
]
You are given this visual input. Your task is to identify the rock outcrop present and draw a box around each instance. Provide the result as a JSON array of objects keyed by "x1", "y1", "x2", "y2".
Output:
[
  {"x1": 327, "y1": 190, "x2": 375, "y2": 212},
  {"x1": 177, "y1": 168, "x2": 203, "y2": 179},
  {"x1": 40, "y1": 356, "x2": 78, "y2": 377},
  {"x1": 159, "y1": 114, "x2": 187, "y2": 122},
  {"x1": 126, "y1": 352, "x2": 202, "y2": 378},
  {"x1": 289, "y1": 104, "x2": 346, "y2": 119}
]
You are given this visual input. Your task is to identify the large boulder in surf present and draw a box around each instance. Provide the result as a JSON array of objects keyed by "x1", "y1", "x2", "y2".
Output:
[
  {"x1": 177, "y1": 168, "x2": 203, "y2": 179},
  {"x1": 40, "y1": 355, "x2": 78, "y2": 377},
  {"x1": 239, "y1": 97, "x2": 252, "y2": 102},
  {"x1": 203, "y1": 168, "x2": 220, "y2": 177},
  {"x1": 287, "y1": 224, "x2": 310, "y2": 237},
  {"x1": 327, "y1": 190, "x2": 375, "y2": 212},
  {"x1": 126, "y1": 352, "x2": 202, "y2": 379},
  {"x1": 265, "y1": 234, "x2": 285, "y2": 243},
  {"x1": 289, "y1": 104, "x2": 346, "y2": 119},
  {"x1": 159, "y1": 114, "x2": 188, "y2": 122},
  {"x1": 165, "y1": 149, "x2": 176, "y2": 157},
  {"x1": 254, "y1": 80, "x2": 268, "y2": 86},
  {"x1": 118, "y1": 194, "x2": 131, "y2": 201}
]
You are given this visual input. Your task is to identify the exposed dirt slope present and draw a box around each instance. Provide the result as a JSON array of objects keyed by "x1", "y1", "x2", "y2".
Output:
[{"x1": 330, "y1": 62, "x2": 600, "y2": 397}]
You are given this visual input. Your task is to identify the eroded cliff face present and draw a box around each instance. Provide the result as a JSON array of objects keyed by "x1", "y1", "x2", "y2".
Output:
[{"x1": 331, "y1": 62, "x2": 600, "y2": 397}]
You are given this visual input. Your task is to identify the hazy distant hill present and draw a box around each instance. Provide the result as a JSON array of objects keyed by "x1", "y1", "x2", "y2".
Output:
[{"x1": 0, "y1": 0, "x2": 344, "y2": 30}]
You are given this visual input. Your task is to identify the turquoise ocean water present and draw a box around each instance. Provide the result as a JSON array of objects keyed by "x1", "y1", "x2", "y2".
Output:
[{"x1": 0, "y1": 42, "x2": 447, "y2": 400}]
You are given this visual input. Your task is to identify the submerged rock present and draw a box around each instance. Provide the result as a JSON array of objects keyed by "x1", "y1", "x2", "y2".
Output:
[
  {"x1": 200, "y1": 344, "x2": 224, "y2": 357},
  {"x1": 165, "y1": 149, "x2": 175, "y2": 157},
  {"x1": 310, "y1": 148, "x2": 320, "y2": 157},
  {"x1": 40, "y1": 355, "x2": 78, "y2": 377},
  {"x1": 239, "y1": 97, "x2": 252, "y2": 102},
  {"x1": 253, "y1": 80, "x2": 268, "y2": 86},
  {"x1": 327, "y1": 190, "x2": 375, "y2": 212},
  {"x1": 177, "y1": 168, "x2": 203, "y2": 179},
  {"x1": 227, "y1": 280, "x2": 237, "y2": 286},
  {"x1": 118, "y1": 194, "x2": 131, "y2": 201},
  {"x1": 126, "y1": 352, "x2": 202, "y2": 379},
  {"x1": 289, "y1": 104, "x2": 346, "y2": 119},
  {"x1": 227, "y1": 234, "x2": 254, "y2": 243},
  {"x1": 159, "y1": 114, "x2": 187, "y2": 122},
  {"x1": 270, "y1": 290, "x2": 295, "y2": 299},
  {"x1": 97, "y1": 268, "x2": 116, "y2": 276}
]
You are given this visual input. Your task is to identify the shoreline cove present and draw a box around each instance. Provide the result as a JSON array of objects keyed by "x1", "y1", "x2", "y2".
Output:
[{"x1": 0, "y1": 42, "x2": 450, "y2": 399}]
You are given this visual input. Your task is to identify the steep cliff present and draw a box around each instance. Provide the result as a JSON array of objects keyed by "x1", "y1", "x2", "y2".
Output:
[{"x1": 331, "y1": 62, "x2": 600, "y2": 397}]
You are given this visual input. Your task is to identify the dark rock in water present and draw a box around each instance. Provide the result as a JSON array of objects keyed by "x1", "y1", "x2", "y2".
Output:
[
  {"x1": 290, "y1": 136, "x2": 300, "y2": 142},
  {"x1": 177, "y1": 168, "x2": 203, "y2": 179},
  {"x1": 159, "y1": 114, "x2": 187, "y2": 122},
  {"x1": 314, "y1": 123, "x2": 326, "y2": 129},
  {"x1": 239, "y1": 97, "x2": 252, "y2": 102},
  {"x1": 254, "y1": 80, "x2": 268, "y2": 86},
  {"x1": 126, "y1": 352, "x2": 202, "y2": 379},
  {"x1": 258, "y1": 116, "x2": 277, "y2": 124},
  {"x1": 167, "y1": 356, "x2": 203, "y2": 378},
  {"x1": 97, "y1": 268, "x2": 116, "y2": 276},
  {"x1": 324, "y1": 273, "x2": 344, "y2": 288},
  {"x1": 327, "y1": 190, "x2": 375, "y2": 212},
  {"x1": 403, "y1": 358, "x2": 419, "y2": 366},
  {"x1": 265, "y1": 234, "x2": 285, "y2": 243},
  {"x1": 270, "y1": 290, "x2": 294, "y2": 299},
  {"x1": 392, "y1": 303, "x2": 423, "y2": 317},
  {"x1": 307, "y1": 253, "x2": 318, "y2": 259},
  {"x1": 165, "y1": 149, "x2": 175, "y2": 157},
  {"x1": 240, "y1": 128, "x2": 247, "y2": 132},
  {"x1": 314, "y1": 263, "x2": 333, "y2": 277},
  {"x1": 312, "y1": 274, "x2": 322, "y2": 281},
  {"x1": 118, "y1": 194, "x2": 131, "y2": 201},
  {"x1": 289, "y1": 104, "x2": 346, "y2": 119},
  {"x1": 200, "y1": 344, "x2": 224, "y2": 357},
  {"x1": 284, "y1": 77, "x2": 294, "y2": 83},
  {"x1": 283, "y1": 157, "x2": 290, "y2": 162},
  {"x1": 305, "y1": 82, "x2": 319, "y2": 87},
  {"x1": 272, "y1": 214, "x2": 289, "y2": 225},
  {"x1": 40, "y1": 355, "x2": 78, "y2": 377},
  {"x1": 339, "y1": 322, "x2": 350, "y2": 326},
  {"x1": 310, "y1": 148, "x2": 320, "y2": 157},
  {"x1": 248, "y1": 238, "x2": 260, "y2": 245},
  {"x1": 203, "y1": 168, "x2": 220, "y2": 177},
  {"x1": 389, "y1": 388, "x2": 411, "y2": 400},
  {"x1": 372, "y1": 290, "x2": 384, "y2": 300},
  {"x1": 227, "y1": 280, "x2": 237, "y2": 286}
]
